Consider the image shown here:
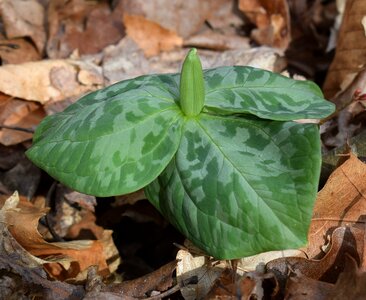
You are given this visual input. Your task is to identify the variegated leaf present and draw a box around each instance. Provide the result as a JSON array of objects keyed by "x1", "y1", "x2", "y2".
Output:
[
  {"x1": 203, "y1": 66, "x2": 335, "y2": 120},
  {"x1": 146, "y1": 115, "x2": 321, "y2": 259},
  {"x1": 26, "y1": 75, "x2": 183, "y2": 196}
]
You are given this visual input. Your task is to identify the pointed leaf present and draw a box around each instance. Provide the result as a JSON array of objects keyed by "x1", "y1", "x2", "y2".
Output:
[
  {"x1": 203, "y1": 66, "x2": 335, "y2": 120},
  {"x1": 27, "y1": 74, "x2": 184, "y2": 196},
  {"x1": 146, "y1": 115, "x2": 321, "y2": 259}
]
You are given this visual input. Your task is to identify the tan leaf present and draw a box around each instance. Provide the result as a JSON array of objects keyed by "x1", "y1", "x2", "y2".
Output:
[
  {"x1": 0, "y1": 59, "x2": 103, "y2": 103},
  {"x1": 0, "y1": 0, "x2": 46, "y2": 53},
  {"x1": 123, "y1": 14, "x2": 183, "y2": 57}
]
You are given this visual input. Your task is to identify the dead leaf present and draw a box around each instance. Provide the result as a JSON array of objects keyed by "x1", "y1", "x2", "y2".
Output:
[
  {"x1": 105, "y1": 260, "x2": 177, "y2": 298},
  {"x1": 238, "y1": 0, "x2": 291, "y2": 49},
  {"x1": 47, "y1": 0, "x2": 125, "y2": 58},
  {"x1": 305, "y1": 154, "x2": 366, "y2": 259},
  {"x1": 0, "y1": 98, "x2": 45, "y2": 146},
  {"x1": 284, "y1": 274, "x2": 333, "y2": 300},
  {"x1": 122, "y1": 0, "x2": 230, "y2": 39},
  {"x1": 0, "y1": 37, "x2": 41, "y2": 64},
  {"x1": 0, "y1": 0, "x2": 46, "y2": 54},
  {"x1": 323, "y1": 0, "x2": 366, "y2": 98},
  {"x1": 267, "y1": 226, "x2": 365, "y2": 284},
  {"x1": 0, "y1": 193, "x2": 85, "y2": 299},
  {"x1": 123, "y1": 14, "x2": 183, "y2": 57},
  {"x1": 0, "y1": 59, "x2": 103, "y2": 103},
  {"x1": 0, "y1": 192, "x2": 111, "y2": 281},
  {"x1": 176, "y1": 247, "x2": 301, "y2": 300},
  {"x1": 328, "y1": 255, "x2": 366, "y2": 300}
]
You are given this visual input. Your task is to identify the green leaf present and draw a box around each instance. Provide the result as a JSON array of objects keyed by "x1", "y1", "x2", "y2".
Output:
[
  {"x1": 203, "y1": 66, "x2": 335, "y2": 120},
  {"x1": 146, "y1": 114, "x2": 321, "y2": 259},
  {"x1": 26, "y1": 74, "x2": 184, "y2": 197}
]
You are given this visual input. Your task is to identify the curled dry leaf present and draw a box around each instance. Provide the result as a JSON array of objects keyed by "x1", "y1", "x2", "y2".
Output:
[
  {"x1": 323, "y1": 0, "x2": 366, "y2": 99},
  {"x1": 0, "y1": 0, "x2": 46, "y2": 54},
  {"x1": 238, "y1": 0, "x2": 291, "y2": 49},
  {"x1": 0, "y1": 193, "x2": 85, "y2": 299},
  {"x1": 123, "y1": 14, "x2": 183, "y2": 57},
  {"x1": 306, "y1": 153, "x2": 366, "y2": 259},
  {"x1": 267, "y1": 226, "x2": 365, "y2": 285},
  {"x1": 0, "y1": 192, "x2": 113, "y2": 281},
  {"x1": 0, "y1": 59, "x2": 103, "y2": 103}
]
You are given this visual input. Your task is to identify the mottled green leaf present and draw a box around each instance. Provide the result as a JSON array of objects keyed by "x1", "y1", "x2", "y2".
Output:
[
  {"x1": 146, "y1": 114, "x2": 321, "y2": 259},
  {"x1": 203, "y1": 66, "x2": 335, "y2": 120},
  {"x1": 26, "y1": 74, "x2": 183, "y2": 196}
]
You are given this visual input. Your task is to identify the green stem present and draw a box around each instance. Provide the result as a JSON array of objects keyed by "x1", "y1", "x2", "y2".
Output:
[{"x1": 179, "y1": 48, "x2": 205, "y2": 117}]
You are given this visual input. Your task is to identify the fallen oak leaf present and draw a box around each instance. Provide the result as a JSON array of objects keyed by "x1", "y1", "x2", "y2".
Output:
[{"x1": 305, "y1": 153, "x2": 366, "y2": 259}]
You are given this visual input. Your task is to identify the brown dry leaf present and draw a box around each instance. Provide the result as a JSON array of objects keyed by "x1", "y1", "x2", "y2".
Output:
[
  {"x1": 104, "y1": 260, "x2": 177, "y2": 298},
  {"x1": 0, "y1": 37, "x2": 41, "y2": 64},
  {"x1": 123, "y1": 14, "x2": 183, "y2": 57},
  {"x1": 0, "y1": 193, "x2": 85, "y2": 299},
  {"x1": 47, "y1": 0, "x2": 125, "y2": 58},
  {"x1": 0, "y1": 59, "x2": 103, "y2": 103},
  {"x1": 323, "y1": 0, "x2": 366, "y2": 98},
  {"x1": 284, "y1": 274, "x2": 333, "y2": 300},
  {"x1": 328, "y1": 255, "x2": 366, "y2": 300},
  {"x1": 0, "y1": 97, "x2": 45, "y2": 146},
  {"x1": 305, "y1": 153, "x2": 366, "y2": 259},
  {"x1": 0, "y1": 0, "x2": 46, "y2": 54},
  {"x1": 267, "y1": 226, "x2": 365, "y2": 285},
  {"x1": 238, "y1": 0, "x2": 291, "y2": 49},
  {"x1": 176, "y1": 248, "x2": 301, "y2": 300},
  {"x1": 0, "y1": 192, "x2": 111, "y2": 281},
  {"x1": 122, "y1": 0, "x2": 230, "y2": 39},
  {"x1": 206, "y1": 267, "x2": 277, "y2": 300}
]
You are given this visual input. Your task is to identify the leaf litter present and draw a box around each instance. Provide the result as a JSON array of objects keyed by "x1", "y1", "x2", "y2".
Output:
[{"x1": 0, "y1": 0, "x2": 366, "y2": 299}]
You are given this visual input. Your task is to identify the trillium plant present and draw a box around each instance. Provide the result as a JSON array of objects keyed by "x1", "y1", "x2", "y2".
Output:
[{"x1": 27, "y1": 49, "x2": 335, "y2": 259}]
